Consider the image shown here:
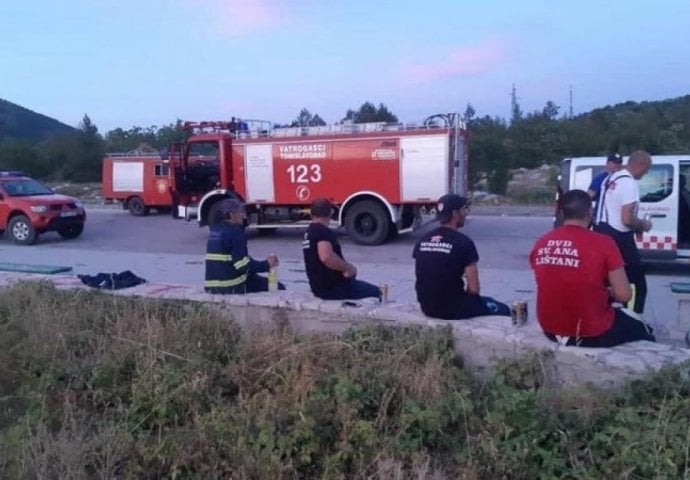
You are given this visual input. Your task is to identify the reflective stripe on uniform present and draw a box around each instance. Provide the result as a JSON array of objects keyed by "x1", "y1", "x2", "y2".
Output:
[
  {"x1": 233, "y1": 256, "x2": 250, "y2": 270},
  {"x1": 204, "y1": 274, "x2": 248, "y2": 288},
  {"x1": 206, "y1": 253, "x2": 232, "y2": 261}
]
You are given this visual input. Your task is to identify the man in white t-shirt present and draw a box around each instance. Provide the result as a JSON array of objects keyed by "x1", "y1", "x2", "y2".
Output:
[{"x1": 594, "y1": 150, "x2": 652, "y2": 314}]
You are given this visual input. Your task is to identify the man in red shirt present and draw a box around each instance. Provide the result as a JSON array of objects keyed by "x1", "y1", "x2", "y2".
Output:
[{"x1": 530, "y1": 189, "x2": 655, "y2": 347}]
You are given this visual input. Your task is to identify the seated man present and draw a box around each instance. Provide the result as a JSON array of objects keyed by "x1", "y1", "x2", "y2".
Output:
[
  {"x1": 204, "y1": 198, "x2": 285, "y2": 294},
  {"x1": 302, "y1": 198, "x2": 380, "y2": 300},
  {"x1": 530, "y1": 189, "x2": 655, "y2": 347},
  {"x1": 413, "y1": 193, "x2": 510, "y2": 320}
]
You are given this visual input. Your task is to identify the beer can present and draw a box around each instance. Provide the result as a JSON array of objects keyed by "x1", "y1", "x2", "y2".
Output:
[
  {"x1": 511, "y1": 300, "x2": 528, "y2": 326},
  {"x1": 379, "y1": 283, "x2": 389, "y2": 303}
]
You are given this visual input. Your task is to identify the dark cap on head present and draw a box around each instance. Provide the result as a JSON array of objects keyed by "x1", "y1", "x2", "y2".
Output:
[
  {"x1": 215, "y1": 198, "x2": 245, "y2": 221},
  {"x1": 436, "y1": 193, "x2": 469, "y2": 222},
  {"x1": 607, "y1": 153, "x2": 623, "y2": 164}
]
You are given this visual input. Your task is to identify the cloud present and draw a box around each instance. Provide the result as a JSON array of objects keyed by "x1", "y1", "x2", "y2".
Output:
[
  {"x1": 403, "y1": 38, "x2": 509, "y2": 83},
  {"x1": 209, "y1": 0, "x2": 288, "y2": 36}
]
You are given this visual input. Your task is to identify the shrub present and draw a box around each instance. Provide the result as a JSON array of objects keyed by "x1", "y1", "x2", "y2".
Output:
[{"x1": 0, "y1": 282, "x2": 689, "y2": 479}]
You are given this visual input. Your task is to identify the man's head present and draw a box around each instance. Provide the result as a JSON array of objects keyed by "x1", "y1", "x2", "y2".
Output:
[
  {"x1": 561, "y1": 189, "x2": 592, "y2": 226},
  {"x1": 436, "y1": 193, "x2": 470, "y2": 228},
  {"x1": 626, "y1": 150, "x2": 652, "y2": 179},
  {"x1": 605, "y1": 153, "x2": 623, "y2": 173},
  {"x1": 310, "y1": 198, "x2": 334, "y2": 222},
  {"x1": 216, "y1": 198, "x2": 246, "y2": 225}
]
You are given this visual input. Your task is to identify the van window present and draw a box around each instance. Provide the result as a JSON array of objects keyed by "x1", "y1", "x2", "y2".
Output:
[
  {"x1": 639, "y1": 164, "x2": 674, "y2": 203},
  {"x1": 154, "y1": 164, "x2": 169, "y2": 176}
]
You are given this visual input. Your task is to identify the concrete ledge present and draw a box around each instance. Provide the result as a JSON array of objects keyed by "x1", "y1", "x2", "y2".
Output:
[{"x1": 2, "y1": 272, "x2": 689, "y2": 389}]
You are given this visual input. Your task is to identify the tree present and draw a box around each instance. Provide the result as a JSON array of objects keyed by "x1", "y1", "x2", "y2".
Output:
[
  {"x1": 290, "y1": 108, "x2": 327, "y2": 127},
  {"x1": 63, "y1": 114, "x2": 105, "y2": 182},
  {"x1": 542, "y1": 101, "x2": 560, "y2": 120},
  {"x1": 340, "y1": 102, "x2": 399, "y2": 123},
  {"x1": 463, "y1": 103, "x2": 476, "y2": 123}
]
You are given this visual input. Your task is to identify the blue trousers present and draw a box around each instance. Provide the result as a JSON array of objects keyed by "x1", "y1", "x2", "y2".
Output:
[
  {"x1": 205, "y1": 273, "x2": 285, "y2": 294},
  {"x1": 315, "y1": 278, "x2": 380, "y2": 300}
]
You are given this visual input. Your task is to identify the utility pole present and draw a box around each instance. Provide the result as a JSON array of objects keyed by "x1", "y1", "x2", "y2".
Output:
[{"x1": 569, "y1": 85, "x2": 574, "y2": 118}]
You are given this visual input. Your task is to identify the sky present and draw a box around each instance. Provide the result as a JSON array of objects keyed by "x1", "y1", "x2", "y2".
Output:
[{"x1": 2, "y1": 0, "x2": 690, "y2": 133}]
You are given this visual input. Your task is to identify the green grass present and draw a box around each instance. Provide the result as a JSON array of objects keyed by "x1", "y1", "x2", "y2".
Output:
[{"x1": 0, "y1": 282, "x2": 689, "y2": 479}]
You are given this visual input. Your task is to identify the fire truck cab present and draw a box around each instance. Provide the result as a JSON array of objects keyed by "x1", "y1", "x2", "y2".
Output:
[{"x1": 169, "y1": 114, "x2": 468, "y2": 245}]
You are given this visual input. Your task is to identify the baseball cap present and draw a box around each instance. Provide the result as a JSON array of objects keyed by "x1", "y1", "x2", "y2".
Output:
[
  {"x1": 607, "y1": 153, "x2": 623, "y2": 164},
  {"x1": 436, "y1": 193, "x2": 469, "y2": 222}
]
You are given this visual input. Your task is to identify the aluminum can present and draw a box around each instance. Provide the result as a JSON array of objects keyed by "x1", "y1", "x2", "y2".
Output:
[
  {"x1": 511, "y1": 300, "x2": 528, "y2": 326},
  {"x1": 379, "y1": 283, "x2": 389, "y2": 303}
]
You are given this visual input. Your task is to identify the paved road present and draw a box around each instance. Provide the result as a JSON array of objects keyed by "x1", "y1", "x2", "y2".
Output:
[{"x1": 1, "y1": 208, "x2": 553, "y2": 270}]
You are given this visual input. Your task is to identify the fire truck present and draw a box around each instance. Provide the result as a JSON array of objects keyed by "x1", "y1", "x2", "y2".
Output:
[
  {"x1": 169, "y1": 114, "x2": 468, "y2": 245},
  {"x1": 102, "y1": 154, "x2": 173, "y2": 216}
]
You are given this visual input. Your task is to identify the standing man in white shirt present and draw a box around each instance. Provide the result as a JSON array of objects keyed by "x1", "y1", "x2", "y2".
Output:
[{"x1": 594, "y1": 150, "x2": 652, "y2": 315}]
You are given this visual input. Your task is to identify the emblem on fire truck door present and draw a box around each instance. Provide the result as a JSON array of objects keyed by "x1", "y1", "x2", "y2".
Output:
[
  {"x1": 157, "y1": 180, "x2": 168, "y2": 194},
  {"x1": 296, "y1": 185, "x2": 311, "y2": 201}
]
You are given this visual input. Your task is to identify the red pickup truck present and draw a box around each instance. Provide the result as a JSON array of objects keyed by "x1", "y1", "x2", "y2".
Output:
[{"x1": 0, "y1": 171, "x2": 86, "y2": 245}]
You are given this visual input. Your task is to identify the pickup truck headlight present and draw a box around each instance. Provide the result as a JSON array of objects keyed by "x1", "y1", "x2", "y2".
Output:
[{"x1": 30, "y1": 205, "x2": 48, "y2": 213}]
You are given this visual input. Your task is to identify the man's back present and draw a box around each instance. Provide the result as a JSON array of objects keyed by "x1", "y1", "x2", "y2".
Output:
[
  {"x1": 302, "y1": 222, "x2": 346, "y2": 296},
  {"x1": 530, "y1": 225, "x2": 623, "y2": 337},
  {"x1": 413, "y1": 227, "x2": 478, "y2": 318}
]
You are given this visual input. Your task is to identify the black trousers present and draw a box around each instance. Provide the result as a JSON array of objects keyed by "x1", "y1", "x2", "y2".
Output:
[
  {"x1": 545, "y1": 308, "x2": 655, "y2": 347},
  {"x1": 593, "y1": 224, "x2": 647, "y2": 314}
]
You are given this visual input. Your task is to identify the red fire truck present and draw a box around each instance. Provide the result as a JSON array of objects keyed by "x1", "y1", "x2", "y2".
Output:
[
  {"x1": 102, "y1": 155, "x2": 173, "y2": 216},
  {"x1": 169, "y1": 114, "x2": 468, "y2": 245}
]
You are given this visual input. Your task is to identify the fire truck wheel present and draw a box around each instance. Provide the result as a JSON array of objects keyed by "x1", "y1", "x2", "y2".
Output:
[
  {"x1": 344, "y1": 200, "x2": 390, "y2": 246},
  {"x1": 127, "y1": 196, "x2": 149, "y2": 217}
]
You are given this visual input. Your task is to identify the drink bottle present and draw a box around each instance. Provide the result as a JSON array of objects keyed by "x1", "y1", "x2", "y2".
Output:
[{"x1": 268, "y1": 265, "x2": 278, "y2": 292}]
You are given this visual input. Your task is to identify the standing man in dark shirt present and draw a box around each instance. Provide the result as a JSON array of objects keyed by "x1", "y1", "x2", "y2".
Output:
[
  {"x1": 302, "y1": 198, "x2": 380, "y2": 300},
  {"x1": 205, "y1": 198, "x2": 284, "y2": 294},
  {"x1": 413, "y1": 194, "x2": 510, "y2": 319}
]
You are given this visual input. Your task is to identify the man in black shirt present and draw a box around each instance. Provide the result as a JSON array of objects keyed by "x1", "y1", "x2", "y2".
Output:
[
  {"x1": 303, "y1": 198, "x2": 380, "y2": 300},
  {"x1": 413, "y1": 194, "x2": 510, "y2": 319}
]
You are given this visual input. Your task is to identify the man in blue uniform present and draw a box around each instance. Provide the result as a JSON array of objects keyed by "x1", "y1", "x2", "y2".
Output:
[{"x1": 204, "y1": 198, "x2": 284, "y2": 294}]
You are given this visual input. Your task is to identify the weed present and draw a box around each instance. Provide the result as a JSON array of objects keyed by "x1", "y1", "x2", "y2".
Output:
[{"x1": 0, "y1": 283, "x2": 689, "y2": 479}]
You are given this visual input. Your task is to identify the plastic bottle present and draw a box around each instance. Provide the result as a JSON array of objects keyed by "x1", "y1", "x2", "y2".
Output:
[{"x1": 268, "y1": 266, "x2": 278, "y2": 292}]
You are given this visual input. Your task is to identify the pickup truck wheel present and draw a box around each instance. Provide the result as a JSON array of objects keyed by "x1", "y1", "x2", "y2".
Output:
[
  {"x1": 57, "y1": 224, "x2": 84, "y2": 239},
  {"x1": 344, "y1": 200, "x2": 390, "y2": 246},
  {"x1": 8, "y1": 215, "x2": 38, "y2": 245},
  {"x1": 127, "y1": 196, "x2": 149, "y2": 216}
]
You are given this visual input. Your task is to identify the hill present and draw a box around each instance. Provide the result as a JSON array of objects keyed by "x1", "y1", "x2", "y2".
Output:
[{"x1": 0, "y1": 98, "x2": 76, "y2": 142}]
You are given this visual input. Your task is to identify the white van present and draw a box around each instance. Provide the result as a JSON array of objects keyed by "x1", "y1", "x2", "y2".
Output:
[{"x1": 556, "y1": 155, "x2": 690, "y2": 264}]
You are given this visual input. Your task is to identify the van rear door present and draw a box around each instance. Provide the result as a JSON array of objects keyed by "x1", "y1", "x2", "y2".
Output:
[{"x1": 637, "y1": 159, "x2": 677, "y2": 260}]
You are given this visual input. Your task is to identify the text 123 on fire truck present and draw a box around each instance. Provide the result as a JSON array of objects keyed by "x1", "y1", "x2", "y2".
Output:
[{"x1": 168, "y1": 114, "x2": 468, "y2": 245}]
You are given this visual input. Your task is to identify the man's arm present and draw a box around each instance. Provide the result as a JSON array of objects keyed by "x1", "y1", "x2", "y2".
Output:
[
  {"x1": 607, "y1": 267, "x2": 632, "y2": 303},
  {"x1": 464, "y1": 263, "x2": 480, "y2": 295},
  {"x1": 317, "y1": 241, "x2": 355, "y2": 276},
  {"x1": 621, "y1": 203, "x2": 651, "y2": 232}
]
